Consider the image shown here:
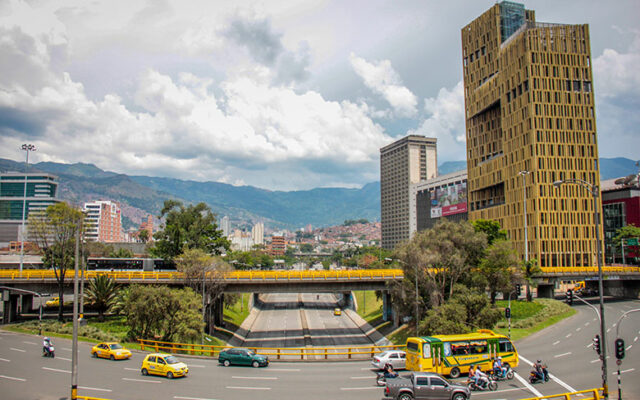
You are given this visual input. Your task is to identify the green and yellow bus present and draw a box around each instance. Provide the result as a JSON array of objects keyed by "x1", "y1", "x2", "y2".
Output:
[{"x1": 405, "y1": 329, "x2": 518, "y2": 378}]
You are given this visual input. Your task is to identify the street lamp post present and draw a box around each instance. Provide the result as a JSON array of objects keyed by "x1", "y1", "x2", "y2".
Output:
[
  {"x1": 19, "y1": 144, "x2": 36, "y2": 275},
  {"x1": 519, "y1": 170, "x2": 530, "y2": 300},
  {"x1": 554, "y1": 178, "x2": 608, "y2": 399}
]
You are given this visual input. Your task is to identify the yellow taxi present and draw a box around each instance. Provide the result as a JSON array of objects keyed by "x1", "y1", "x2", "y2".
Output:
[
  {"x1": 141, "y1": 353, "x2": 188, "y2": 379},
  {"x1": 334, "y1": 308, "x2": 342, "y2": 316},
  {"x1": 45, "y1": 297, "x2": 69, "y2": 308},
  {"x1": 91, "y1": 342, "x2": 132, "y2": 360}
]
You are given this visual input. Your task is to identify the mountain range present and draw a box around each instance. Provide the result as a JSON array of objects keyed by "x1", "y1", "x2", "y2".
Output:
[{"x1": 1, "y1": 157, "x2": 637, "y2": 230}]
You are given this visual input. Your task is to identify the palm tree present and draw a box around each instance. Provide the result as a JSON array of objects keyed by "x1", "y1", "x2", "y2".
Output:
[{"x1": 85, "y1": 275, "x2": 119, "y2": 321}]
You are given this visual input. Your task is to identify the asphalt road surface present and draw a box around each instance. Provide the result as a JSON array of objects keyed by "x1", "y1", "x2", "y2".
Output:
[{"x1": 0, "y1": 298, "x2": 638, "y2": 399}]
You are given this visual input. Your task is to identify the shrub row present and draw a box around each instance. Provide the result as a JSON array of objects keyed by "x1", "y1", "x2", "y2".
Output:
[{"x1": 13, "y1": 320, "x2": 118, "y2": 342}]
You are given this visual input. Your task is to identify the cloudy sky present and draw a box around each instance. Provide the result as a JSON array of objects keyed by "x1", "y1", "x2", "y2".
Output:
[{"x1": 0, "y1": 0, "x2": 638, "y2": 191}]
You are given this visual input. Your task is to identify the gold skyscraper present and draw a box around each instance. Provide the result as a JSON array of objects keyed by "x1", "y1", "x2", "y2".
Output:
[{"x1": 462, "y1": 1, "x2": 602, "y2": 268}]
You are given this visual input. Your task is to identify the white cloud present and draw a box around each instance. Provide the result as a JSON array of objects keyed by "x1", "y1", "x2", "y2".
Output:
[
  {"x1": 349, "y1": 53, "x2": 418, "y2": 117},
  {"x1": 410, "y1": 81, "x2": 466, "y2": 162}
]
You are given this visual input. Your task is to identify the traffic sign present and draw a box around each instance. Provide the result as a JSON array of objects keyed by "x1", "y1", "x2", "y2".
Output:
[{"x1": 625, "y1": 238, "x2": 639, "y2": 246}]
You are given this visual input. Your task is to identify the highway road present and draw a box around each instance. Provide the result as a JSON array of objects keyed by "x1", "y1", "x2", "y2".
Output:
[{"x1": 0, "y1": 298, "x2": 637, "y2": 399}]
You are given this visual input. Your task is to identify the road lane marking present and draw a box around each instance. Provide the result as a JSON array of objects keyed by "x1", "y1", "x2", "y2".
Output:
[
  {"x1": 634, "y1": 337, "x2": 638, "y2": 342},
  {"x1": 621, "y1": 369, "x2": 635, "y2": 374},
  {"x1": 553, "y1": 341, "x2": 560, "y2": 345},
  {"x1": 232, "y1": 376, "x2": 277, "y2": 380},
  {"x1": 587, "y1": 342, "x2": 593, "y2": 348},
  {"x1": 0, "y1": 375, "x2": 26, "y2": 381},
  {"x1": 361, "y1": 367, "x2": 375, "y2": 370},
  {"x1": 470, "y1": 388, "x2": 525, "y2": 395},
  {"x1": 554, "y1": 352, "x2": 572, "y2": 358},
  {"x1": 124, "y1": 367, "x2": 139, "y2": 371},
  {"x1": 520, "y1": 355, "x2": 576, "y2": 393},
  {"x1": 22, "y1": 341, "x2": 38, "y2": 345},
  {"x1": 340, "y1": 387, "x2": 381, "y2": 390},
  {"x1": 565, "y1": 333, "x2": 572, "y2": 338},
  {"x1": 79, "y1": 386, "x2": 112, "y2": 392},
  {"x1": 267, "y1": 368, "x2": 300, "y2": 372},
  {"x1": 0, "y1": 358, "x2": 10, "y2": 362},
  {"x1": 42, "y1": 367, "x2": 71, "y2": 374},
  {"x1": 350, "y1": 376, "x2": 374, "y2": 379},
  {"x1": 174, "y1": 397, "x2": 219, "y2": 400},
  {"x1": 607, "y1": 328, "x2": 611, "y2": 333},
  {"x1": 123, "y1": 378, "x2": 161, "y2": 383},
  {"x1": 188, "y1": 364, "x2": 206, "y2": 368},
  {"x1": 57, "y1": 357, "x2": 72, "y2": 361},
  {"x1": 590, "y1": 359, "x2": 600, "y2": 363},
  {"x1": 585, "y1": 322, "x2": 590, "y2": 327},
  {"x1": 576, "y1": 327, "x2": 581, "y2": 332},
  {"x1": 514, "y1": 373, "x2": 542, "y2": 397},
  {"x1": 61, "y1": 347, "x2": 71, "y2": 351},
  {"x1": 10, "y1": 348, "x2": 25, "y2": 352},
  {"x1": 225, "y1": 386, "x2": 271, "y2": 390},
  {"x1": 626, "y1": 345, "x2": 632, "y2": 351}
]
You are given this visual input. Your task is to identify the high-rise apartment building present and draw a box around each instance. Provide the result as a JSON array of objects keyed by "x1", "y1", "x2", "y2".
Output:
[
  {"x1": 83, "y1": 200, "x2": 124, "y2": 242},
  {"x1": 0, "y1": 173, "x2": 60, "y2": 245},
  {"x1": 380, "y1": 135, "x2": 438, "y2": 250},
  {"x1": 251, "y1": 222, "x2": 264, "y2": 246},
  {"x1": 463, "y1": 1, "x2": 601, "y2": 268},
  {"x1": 220, "y1": 216, "x2": 230, "y2": 237}
]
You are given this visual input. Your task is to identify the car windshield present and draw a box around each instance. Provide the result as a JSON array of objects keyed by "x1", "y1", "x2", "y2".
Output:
[
  {"x1": 247, "y1": 350, "x2": 256, "y2": 356},
  {"x1": 378, "y1": 351, "x2": 390, "y2": 358},
  {"x1": 109, "y1": 344, "x2": 123, "y2": 350},
  {"x1": 165, "y1": 356, "x2": 180, "y2": 364}
]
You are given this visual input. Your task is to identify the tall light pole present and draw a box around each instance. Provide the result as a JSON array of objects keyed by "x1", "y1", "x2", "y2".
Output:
[
  {"x1": 19, "y1": 144, "x2": 36, "y2": 275},
  {"x1": 554, "y1": 178, "x2": 608, "y2": 399},
  {"x1": 519, "y1": 170, "x2": 530, "y2": 300}
]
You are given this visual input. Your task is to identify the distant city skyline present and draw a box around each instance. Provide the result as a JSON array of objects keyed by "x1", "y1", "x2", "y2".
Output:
[{"x1": 0, "y1": 0, "x2": 638, "y2": 190}]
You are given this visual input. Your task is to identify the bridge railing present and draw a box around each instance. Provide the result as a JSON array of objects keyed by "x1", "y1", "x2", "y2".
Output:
[
  {"x1": 540, "y1": 266, "x2": 640, "y2": 275},
  {"x1": 138, "y1": 339, "x2": 404, "y2": 360},
  {"x1": 520, "y1": 387, "x2": 604, "y2": 400},
  {"x1": 0, "y1": 269, "x2": 404, "y2": 282}
]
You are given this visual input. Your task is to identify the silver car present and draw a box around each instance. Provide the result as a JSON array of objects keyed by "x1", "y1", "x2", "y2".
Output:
[{"x1": 372, "y1": 350, "x2": 406, "y2": 370}]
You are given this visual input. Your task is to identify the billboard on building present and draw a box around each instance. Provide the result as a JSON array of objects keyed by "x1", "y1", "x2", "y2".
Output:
[{"x1": 430, "y1": 181, "x2": 467, "y2": 218}]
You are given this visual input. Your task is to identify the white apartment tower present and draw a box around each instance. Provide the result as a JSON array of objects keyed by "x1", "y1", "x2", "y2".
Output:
[
  {"x1": 251, "y1": 222, "x2": 264, "y2": 246},
  {"x1": 220, "y1": 216, "x2": 230, "y2": 237},
  {"x1": 380, "y1": 135, "x2": 438, "y2": 250}
]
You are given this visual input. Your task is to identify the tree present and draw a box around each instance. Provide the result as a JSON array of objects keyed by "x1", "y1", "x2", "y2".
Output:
[
  {"x1": 472, "y1": 219, "x2": 507, "y2": 245},
  {"x1": 612, "y1": 224, "x2": 640, "y2": 263},
  {"x1": 479, "y1": 240, "x2": 522, "y2": 304},
  {"x1": 150, "y1": 200, "x2": 230, "y2": 261},
  {"x1": 28, "y1": 202, "x2": 84, "y2": 321},
  {"x1": 395, "y1": 220, "x2": 487, "y2": 307},
  {"x1": 299, "y1": 243, "x2": 314, "y2": 253},
  {"x1": 109, "y1": 248, "x2": 134, "y2": 258},
  {"x1": 123, "y1": 285, "x2": 203, "y2": 342},
  {"x1": 138, "y1": 229, "x2": 150, "y2": 243},
  {"x1": 84, "y1": 275, "x2": 119, "y2": 321}
]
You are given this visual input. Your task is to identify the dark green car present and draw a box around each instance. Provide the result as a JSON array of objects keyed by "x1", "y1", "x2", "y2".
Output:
[{"x1": 218, "y1": 348, "x2": 269, "y2": 368}]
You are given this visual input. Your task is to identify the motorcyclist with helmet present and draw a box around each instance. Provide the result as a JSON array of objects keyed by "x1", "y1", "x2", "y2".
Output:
[
  {"x1": 533, "y1": 360, "x2": 548, "y2": 382},
  {"x1": 42, "y1": 337, "x2": 54, "y2": 357}
]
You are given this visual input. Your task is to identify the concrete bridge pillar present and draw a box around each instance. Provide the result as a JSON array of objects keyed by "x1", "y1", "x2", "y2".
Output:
[
  {"x1": 2, "y1": 293, "x2": 19, "y2": 324},
  {"x1": 21, "y1": 294, "x2": 34, "y2": 314},
  {"x1": 213, "y1": 294, "x2": 224, "y2": 327},
  {"x1": 341, "y1": 292, "x2": 354, "y2": 310},
  {"x1": 536, "y1": 283, "x2": 554, "y2": 298},
  {"x1": 382, "y1": 291, "x2": 394, "y2": 322},
  {"x1": 603, "y1": 280, "x2": 640, "y2": 299}
]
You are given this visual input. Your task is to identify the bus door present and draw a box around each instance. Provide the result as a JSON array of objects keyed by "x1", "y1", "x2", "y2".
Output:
[{"x1": 430, "y1": 342, "x2": 444, "y2": 375}]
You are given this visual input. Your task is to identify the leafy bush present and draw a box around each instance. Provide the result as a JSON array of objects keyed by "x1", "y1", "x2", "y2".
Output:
[{"x1": 12, "y1": 320, "x2": 118, "y2": 342}]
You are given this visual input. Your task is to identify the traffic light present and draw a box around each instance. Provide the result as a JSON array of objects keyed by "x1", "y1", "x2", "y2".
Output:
[
  {"x1": 566, "y1": 289, "x2": 573, "y2": 305},
  {"x1": 593, "y1": 334, "x2": 601, "y2": 355},
  {"x1": 615, "y1": 338, "x2": 625, "y2": 360},
  {"x1": 505, "y1": 307, "x2": 511, "y2": 319},
  {"x1": 515, "y1": 284, "x2": 521, "y2": 297}
]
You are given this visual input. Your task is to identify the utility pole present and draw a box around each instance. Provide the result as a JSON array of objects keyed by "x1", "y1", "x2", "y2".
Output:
[{"x1": 71, "y1": 227, "x2": 80, "y2": 400}]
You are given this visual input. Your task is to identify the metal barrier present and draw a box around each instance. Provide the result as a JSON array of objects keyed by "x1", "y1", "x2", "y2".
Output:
[
  {"x1": 539, "y1": 266, "x2": 640, "y2": 275},
  {"x1": 138, "y1": 339, "x2": 404, "y2": 360},
  {"x1": 520, "y1": 388, "x2": 603, "y2": 400},
  {"x1": 0, "y1": 268, "x2": 404, "y2": 282},
  {"x1": 76, "y1": 396, "x2": 111, "y2": 400}
]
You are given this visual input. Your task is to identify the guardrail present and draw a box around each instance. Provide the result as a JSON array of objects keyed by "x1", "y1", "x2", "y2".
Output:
[
  {"x1": 0, "y1": 268, "x2": 405, "y2": 282},
  {"x1": 540, "y1": 266, "x2": 640, "y2": 275},
  {"x1": 138, "y1": 339, "x2": 404, "y2": 360},
  {"x1": 76, "y1": 396, "x2": 111, "y2": 400},
  {"x1": 520, "y1": 387, "x2": 604, "y2": 400}
]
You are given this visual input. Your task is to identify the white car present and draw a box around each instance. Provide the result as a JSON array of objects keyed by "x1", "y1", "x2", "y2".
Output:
[{"x1": 371, "y1": 350, "x2": 406, "y2": 370}]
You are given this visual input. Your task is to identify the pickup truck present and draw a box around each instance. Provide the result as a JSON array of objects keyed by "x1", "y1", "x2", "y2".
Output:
[{"x1": 383, "y1": 372, "x2": 470, "y2": 400}]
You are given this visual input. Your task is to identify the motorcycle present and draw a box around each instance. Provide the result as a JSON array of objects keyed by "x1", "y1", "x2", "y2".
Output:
[
  {"x1": 467, "y1": 376, "x2": 498, "y2": 391},
  {"x1": 529, "y1": 368, "x2": 549, "y2": 384},
  {"x1": 42, "y1": 345, "x2": 55, "y2": 358},
  {"x1": 490, "y1": 365, "x2": 515, "y2": 381}
]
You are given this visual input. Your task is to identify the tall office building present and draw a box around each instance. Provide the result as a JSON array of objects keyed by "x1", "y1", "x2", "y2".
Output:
[
  {"x1": 0, "y1": 173, "x2": 60, "y2": 245},
  {"x1": 463, "y1": 1, "x2": 601, "y2": 268},
  {"x1": 380, "y1": 135, "x2": 438, "y2": 250},
  {"x1": 251, "y1": 222, "x2": 264, "y2": 246},
  {"x1": 83, "y1": 200, "x2": 124, "y2": 242},
  {"x1": 220, "y1": 216, "x2": 230, "y2": 237}
]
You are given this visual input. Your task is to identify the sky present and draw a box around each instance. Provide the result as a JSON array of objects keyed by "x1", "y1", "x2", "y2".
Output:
[{"x1": 0, "y1": 0, "x2": 638, "y2": 191}]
